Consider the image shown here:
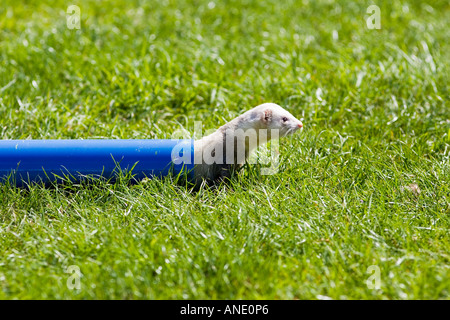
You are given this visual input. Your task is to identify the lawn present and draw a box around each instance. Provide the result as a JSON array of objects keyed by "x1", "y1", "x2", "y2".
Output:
[{"x1": 0, "y1": 0, "x2": 449, "y2": 299}]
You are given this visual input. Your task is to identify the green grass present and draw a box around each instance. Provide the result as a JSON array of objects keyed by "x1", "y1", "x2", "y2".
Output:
[{"x1": 0, "y1": 0, "x2": 449, "y2": 299}]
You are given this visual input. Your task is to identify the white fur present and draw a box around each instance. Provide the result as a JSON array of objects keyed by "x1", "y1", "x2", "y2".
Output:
[{"x1": 192, "y1": 103, "x2": 303, "y2": 185}]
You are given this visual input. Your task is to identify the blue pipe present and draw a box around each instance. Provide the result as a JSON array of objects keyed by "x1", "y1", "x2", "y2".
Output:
[{"x1": 0, "y1": 140, "x2": 194, "y2": 186}]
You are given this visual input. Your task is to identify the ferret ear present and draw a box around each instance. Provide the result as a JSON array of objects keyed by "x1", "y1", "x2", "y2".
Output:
[{"x1": 262, "y1": 109, "x2": 272, "y2": 123}]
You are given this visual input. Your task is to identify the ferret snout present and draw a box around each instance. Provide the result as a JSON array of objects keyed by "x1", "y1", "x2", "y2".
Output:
[{"x1": 293, "y1": 120, "x2": 303, "y2": 131}]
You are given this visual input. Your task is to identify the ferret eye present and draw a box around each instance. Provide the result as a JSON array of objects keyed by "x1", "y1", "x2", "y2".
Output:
[{"x1": 282, "y1": 117, "x2": 288, "y2": 122}]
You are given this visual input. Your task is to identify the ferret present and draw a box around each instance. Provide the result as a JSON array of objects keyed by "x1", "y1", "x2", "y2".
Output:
[{"x1": 192, "y1": 103, "x2": 303, "y2": 186}]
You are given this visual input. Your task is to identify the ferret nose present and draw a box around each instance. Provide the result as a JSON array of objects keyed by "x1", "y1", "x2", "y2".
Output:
[{"x1": 298, "y1": 123, "x2": 303, "y2": 128}]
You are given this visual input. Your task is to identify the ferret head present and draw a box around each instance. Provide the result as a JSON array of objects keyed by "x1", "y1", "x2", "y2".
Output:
[{"x1": 255, "y1": 103, "x2": 303, "y2": 137}]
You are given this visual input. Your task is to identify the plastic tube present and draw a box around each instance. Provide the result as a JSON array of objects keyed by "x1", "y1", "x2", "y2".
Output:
[{"x1": 0, "y1": 139, "x2": 194, "y2": 186}]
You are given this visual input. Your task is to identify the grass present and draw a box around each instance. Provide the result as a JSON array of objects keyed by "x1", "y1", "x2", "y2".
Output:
[{"x1": 0, "y1": 0, "x2": 449, "y2": 299}]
